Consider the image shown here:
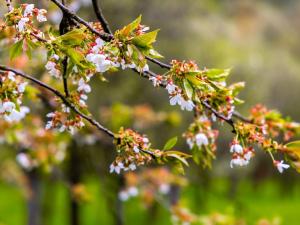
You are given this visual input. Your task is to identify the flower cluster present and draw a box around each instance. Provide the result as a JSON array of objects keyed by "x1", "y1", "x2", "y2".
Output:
[
  {"x1": 233, "y1": 121, "x2": 291, "y2": 173},
  {"x1": 86, "y1": 38, "x2": 117, "y2": 73},
  {"x1": 167, "y1": 81, "x2": 195, "y2": 111},
  {"x1": 249, "y1": 104, "x2": 300, "y2": 141},
  {"x1": 183, "y1": 115, "x2": 218, "y2": 168},
  {"x1": 110, "y1": 128, "x2": 158, "y2": 174},
  {"x1": 229, "y1": 140, "x2": 255, "y2": 168},
  {"x1": 0, "y1": 71, "x2": 29, "y2": 122},
  {"x1": 5, "y1": 4, "x2": 47, "y2": 33},
  {"x1": 45, "y1": 104, "x2": 85, "y2": 134},
  {"x1": 165, "y1": 60, "x2": 243, "y2": 118},
  {"x1": 45, "y1": 54, "x2": 61, "y2": 78}
]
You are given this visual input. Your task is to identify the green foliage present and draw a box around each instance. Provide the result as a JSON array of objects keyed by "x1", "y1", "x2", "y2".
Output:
[
  {"x1": 163, "y1": 136, "x2": 178, "y2": 150},
  {"x1": 9, "y1": 39, "x2": 23, "y2": 60}
]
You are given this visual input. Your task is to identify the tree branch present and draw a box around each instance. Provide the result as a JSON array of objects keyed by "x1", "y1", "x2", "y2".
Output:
[
  {"x1": 0, "y1": 65, "x2": 115, "y2": 138},
  {"x1": 91, "y1": 0, "x2": 112, "y2": 34}
]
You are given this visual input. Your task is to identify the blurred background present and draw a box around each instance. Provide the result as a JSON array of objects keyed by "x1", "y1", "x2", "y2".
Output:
[{"x1": 1, "y1": 0, "x2": 300, "y2": 224}]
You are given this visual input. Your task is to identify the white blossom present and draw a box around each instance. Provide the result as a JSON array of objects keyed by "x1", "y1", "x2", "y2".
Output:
[
  {"x1": 37, "y1": 9, "x2": 47, "y2": 22},
  {"x1": 186, "y1": 138, "x2": 194, "y2": 149},
  {"x1": 45, "y1": 121, "x2": 53, "y2": 130},
  {"x1": 17, "y1": 17, "x2": 29, "y2": 32},
  {"x1": 118, "y1": 190, "x2": 129, "y2": 201},
  {"x1": 275, "y1": 160, "x2": 290, "y2": 173},
  {"x1": 127, "y1": 187, "x2": 139, "y2": 197},
  {"x1": 2, "y1": 101, "x2": 15, "y2": 113},
  {"x1": 86, "y1": 53, "x2": 112, "y2": 73},
  {"x1": 7, "y1": 72, "x2": 15, "y2": 81},
  {"x1": 133, "y1": 146, "x2": 140, "y2": 153},
  {"x1": 45, "y1": 61, "x2": 60, "y2": 78},
  {"x1": 128, "y1": 163, "x2": 136, "y2": 171},
  {"x1": 230, "y1": 144, "x2": 243, "y2": 154},
  {"x1": 24, "y1": 4, "x2": 34, "y2": 17},
  {"x1": 170, "y1": 94, "x2": 183, "y2": 106},
  {"x1": 16, "y1": 153, "x2": 32, "y2": 170},
  {"x1": 149, "y1": 76, "x2": 161, "y2": 87},
  {"x1": 159, "y1": 184, "x2": 170, "y2": 194},
  {"x1": 166, "y1": 83, "x2": 177, "y2": 94},
  {"x1": 180, "y1": 99, "x2": 194, "y2": 111},
  {"x1": 77, "y1": 78, "x2": 91, "y2": 93},
  {"x1": 230, "y1": 156, "x2": 249, "y2": 168},
  {"x1": 195, "y1": 133, "x2": 209, "y2": 147},
  {"x1": 18, "y1": 82, "x2": 27, "y2": 93}
]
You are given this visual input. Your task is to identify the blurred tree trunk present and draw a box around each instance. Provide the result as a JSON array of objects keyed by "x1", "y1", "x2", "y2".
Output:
[
  {"x1": 115, "y1": 175, "x2": 125, "y2": 225},
  {"x1": 69, "y1": 141, "x2": 81, "y2": 225},
  {"x1": 27, "y1": 170, "x2": 41, "y2": 225}
]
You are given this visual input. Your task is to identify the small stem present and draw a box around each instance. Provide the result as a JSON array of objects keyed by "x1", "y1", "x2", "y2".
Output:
[{"x1": 268, "y1": 150, "x2": 275, "y2": 162}]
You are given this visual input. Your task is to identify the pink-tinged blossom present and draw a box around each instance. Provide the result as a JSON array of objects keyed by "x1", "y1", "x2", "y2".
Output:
[
  {"x1": 149, "y1": 76, "x2": 161, "y2": 87},
  {"x1": 159, "y1": 184, "x2": 171, "y2": 194},
  {"x1": 37, "y1": 9, "x2": 47, "y2": 22},
  {"x1": 274, "y1": 160, "x2": 290, "y2": 173}
]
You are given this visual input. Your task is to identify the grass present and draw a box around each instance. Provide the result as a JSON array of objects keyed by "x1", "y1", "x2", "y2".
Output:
[{"x1": 0, "y1": 177, "x2": 299, "y2": 225}]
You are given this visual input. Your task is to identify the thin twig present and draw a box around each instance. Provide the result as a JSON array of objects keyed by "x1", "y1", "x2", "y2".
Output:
[
  {"x1": 91, "y1": 0, "x2": 112, "y2": 34},
  {"x1": 146, "y1": 56, "x2": 171, "y2": 69},
  {"x1": 50, "y1": 0, "x2": 113, "y2": 41},
  {"x1": 0, "y1": 65, "x2": 115, "y2": 138}
]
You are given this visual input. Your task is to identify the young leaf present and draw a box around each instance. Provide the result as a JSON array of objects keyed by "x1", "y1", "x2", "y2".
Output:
[
  {"x1": 163, "y1": 136, "x2": 178, "y2": 150},
  {"x1": 121, "y1": 15, "x2": 142, "y2": 36},
  {"x1": 9, "y1": 39, "x2": 23, "y2": 60},
  {"x1": 56, "y1": 29, "x2": 86, "y2": 46},
  {"x1": 132, "y1": 29, "x2": 160, "y2": 48},
  {"x1": 183, "y1": 79, "x2": 194, "y2": 99}
]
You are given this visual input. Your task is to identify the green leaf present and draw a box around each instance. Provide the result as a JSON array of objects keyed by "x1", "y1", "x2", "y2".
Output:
[
  {"x1": 229, "y1": 82, "x2": 245, "y2": 97},
  {"x1": 148, "y1": 49, "x2": 163, "y2": 58},
  {"x1": 121, "y1": 15, "x2": 142, "y2": 36},
  {"x1": 183, "y1": 79, "x2": 194, "y2": 99},
  {"x1": 205, "y1": 68, "x2": 231, "y2": 81},
  {"x1": 163, "y1": 136, "x2": 178, "y2": 150},
  {"x1": 163, "y1": 150, "x2": 190, "y2": 167},
  {"x1": 9, "y1": 39, "x2": 23, "y2": 60},
  {"x1": 286, "y1": 141, "x2": 300, "y2": 158},
  {"x1": 132, "y1": 29, "x2": 159, "y2": 48},
  {"x1": 56, "y1": 29, "x2": 86, "y2": 46},
  {"x1": 65, "y1": 48, "x2": 88, "y2": 69},
  {"x1": 285, "y1": 141, "x2": 300, "y2": 173}
]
